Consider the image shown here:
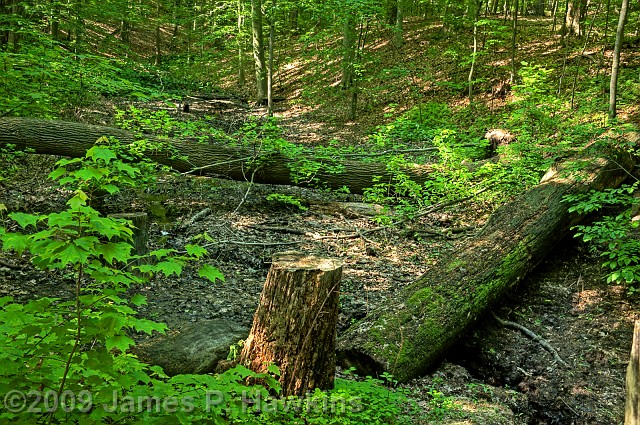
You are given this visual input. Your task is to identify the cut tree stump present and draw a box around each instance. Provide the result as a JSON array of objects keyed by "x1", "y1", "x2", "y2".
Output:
[
  {"x1": 337, "y1": 149, "x2": 635, "y2": 382},
  {"x1": 0, "y1": 117, "x2": 434, "y2": 195},
  {"x1": 626, "y1": 319, "x2": 640, "y2": 425},
  {"x1": 239, "y1": 251, "x2": 342, "y2": 396}
]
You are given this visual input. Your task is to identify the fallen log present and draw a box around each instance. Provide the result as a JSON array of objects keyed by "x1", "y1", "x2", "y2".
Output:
[
  {"x1": 337, "y1": 150, "x2": 635, "y2": 382},
  {"x1": 0, "y1": 117, "x2": 432, "y2": 195}
]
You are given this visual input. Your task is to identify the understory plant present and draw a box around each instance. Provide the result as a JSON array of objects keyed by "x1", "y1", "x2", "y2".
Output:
[
  {"x1": 563, "y1": 182, "x2": 640, "y2": 294},
  {"x1": 0, "y1": 140, "x2": 415, "y2": 424}
]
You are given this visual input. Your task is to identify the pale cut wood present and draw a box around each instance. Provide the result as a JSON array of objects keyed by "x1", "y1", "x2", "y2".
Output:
[
  {"x1": 239, "y1": 251, "x2": 342, "y2": 396},
  {"x1": 626, "y1": 319, "x2": 640, "y2": 425}
]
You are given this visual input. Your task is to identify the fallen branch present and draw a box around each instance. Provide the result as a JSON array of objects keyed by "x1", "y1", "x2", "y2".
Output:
[
  {"x1": 180, "y1": 207, "x2": 211, "y2": 229},
  {"x1": 492, "y1": 311, "x2": 570, "y2": 368}
]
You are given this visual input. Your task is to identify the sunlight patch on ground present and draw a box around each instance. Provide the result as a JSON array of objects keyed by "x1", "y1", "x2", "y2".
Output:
[{"x1": 572, "y1": 289, "x2": 603, "y2": 312}]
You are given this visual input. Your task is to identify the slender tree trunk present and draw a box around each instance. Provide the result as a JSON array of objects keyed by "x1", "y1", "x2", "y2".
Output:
[
  {"x1": 510, "y1": 0, "x2": 519, "y2": 82},
  {"x1": 469, "y1": 0, "x2": 481, "y2": 98},
  {"x1": 267, "y1": 0, "x2": 275, "y2": 116},
  {"x1": 551, "y1": 0, "x2": 559, "y2": 32},
  {"x1": 394, "y1": 0, "x2": 404, "y2": 48},
  {"x1": 341, "y1": 12, "x2": 356, "y2": 90},
  {"x1": 251, "y1": 0, "x2": 267, "y2": 104},
  {"x1": 626, "y1": 320, "x2": 640, "y2": 425},
  {"x1": 154, "y1": 1, "x2": 162, "y2": 65},
  {"x1": 609, "y1": 0, "x2": 629, "y2": 120},
  {"x1": 237, "y1": 0, "x2": 246, "y2": 86}
]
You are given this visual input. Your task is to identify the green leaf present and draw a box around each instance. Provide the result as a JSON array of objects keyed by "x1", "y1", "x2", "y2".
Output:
[
  {"x1": 148, "y1": 248, "x2": 176, "y2": 259},
  {"x1": 185, "y1": 244, "x2": 207, "y2": 258},
  {"x1": 115, "y1": 162, "x2": 139, "y2": 177},
  {"x1": 9, "y1": 212, "x2": 40, "y2": 228},
  {"x1": 75, "y1": 167, "x2": 107, "y2": 182},
  {"x1": 87, "y1": 146, "x2": 117, "y2": 164},
  {"x1": 1, "y1": 233, "x2": 30, "y2": 254},
  {"x1": 133, "y1": 319, "x2": 167, "y2": 335},
  {"x1": 102, "y1": 184, "x2": 120, "y2": 194},
  {"x1": 67, "y1": 190, "x2": 89, "y2": 209},
  {"x1": 156, "y1": 260, "x2": 183, "y2": 277},
  {"x1": 130, "y1": 294, "x2": 146, "y2": 306},
  {"x1": 57, "y1": 243, "x2": 91, "y2": 265},
  {"x1": 48, "y1": 166, "x2": 67, "y2": 180},
  {"x1": 105, "y1": 334, "x2": 135, "y2": 353},
  {"x1": 198, "y1": 264, "x2": 224, "y2": 283},
  {"x1": 95, "y1": 242, "x2": 132, "y2": 263}
]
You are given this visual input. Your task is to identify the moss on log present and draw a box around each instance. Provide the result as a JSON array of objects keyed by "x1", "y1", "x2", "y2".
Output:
[
  {"x1": 337, "y1": 152, "x2": 635, "y2": 382},
  {"x1": 0, "y1": 117, "x2": 432, "y2": 195}
]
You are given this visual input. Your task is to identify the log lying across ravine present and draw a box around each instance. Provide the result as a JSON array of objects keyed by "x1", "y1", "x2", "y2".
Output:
[
  {"x1": 337, "y1": 149, "x2": 635, "y2": 382},
  {"x1": 0, "y1": 117, "x2": 433, "y2": 195}
]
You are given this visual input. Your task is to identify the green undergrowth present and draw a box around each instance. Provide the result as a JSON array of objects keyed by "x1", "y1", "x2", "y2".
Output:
[{"x1": 0, "y1": 140, "x2": 423, "y2": 424}]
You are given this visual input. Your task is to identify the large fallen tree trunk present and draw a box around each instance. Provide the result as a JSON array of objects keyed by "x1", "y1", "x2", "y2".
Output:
[
  {"x1": 0, "y1": 118, "x2": 432, "y2": 195},
  {"x1": 337, "y1": 150, "x2": 635, "y2": 382}
]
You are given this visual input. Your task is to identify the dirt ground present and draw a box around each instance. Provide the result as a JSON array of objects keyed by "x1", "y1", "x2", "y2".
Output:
[{"x1": 1, "y1": 141, "x2": 638, "y2": 423}]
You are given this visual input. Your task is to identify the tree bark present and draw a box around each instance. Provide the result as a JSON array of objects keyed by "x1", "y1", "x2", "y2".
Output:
[
  {"x1": 394, "y1": 0, "x2": 404, "y2": 48},
  {"x1": 251, "y1": 0, "x2": 267, "y2": 104},
  {"x1": 609, "y1": 0, "x2": 629, "y2": 120},
  {"x1": 0, "y1": 118, "x2": 434, "y2": 195},
  {"x1": 337, "y1": 150, "x2": 635, "y2": 382},
  {"x1": 510, "y1": 0, "x2": 519, "y2": 82},
  {"x1": 239, "y1": 252, "x2": 342, "y2": 396},
  {"x1": 626, "y1": 320, "x2": 640, "y2": 425},
  {"x1": 341, "y1": 12, "x2": 357, "y2": 90}
]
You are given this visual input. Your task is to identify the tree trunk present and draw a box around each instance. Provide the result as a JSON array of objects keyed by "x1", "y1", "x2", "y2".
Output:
[
  {"x1": 0, "y1": 118, "x2": 434, "y2": 195},
  {"x1": 239, "y1": 252, "x2": 342, "y2": 396},
  {"x1": 108, "y1": 213, "x2": 149, "y2": 257},
  {"x1": 609, "y1": 0, "x2": 629, "y2": 120},
  {"x1": 565, "y1": 0, "x2": 584, "y2": 36},
  {"x1": 337, "y1": 150, "x2": 635, "y2": 382},
  {"x1": 394, "y1": 0, "x2": 404, "y2": 48},
  {"x1": 510, "y1": 0, "x2": 519, "y2": 82},
  {"x1": 341, "y1": 12, "x2": 356, "y2": 90},
  {"x1": 267, "y1": 0, "x2": 275, "y2": 116},
  {"x1": 251, "y1": 0, "x2": 267, "y2": 104},
  {"x1": 626, "y1": 320, "x2": 640, "y2": 425},
  {"x1": 237, "y1": 0, "x2": 246, "y2": 86},
  {"x1": 469, "y1": 0, "x2": 481, "y2": 98}
]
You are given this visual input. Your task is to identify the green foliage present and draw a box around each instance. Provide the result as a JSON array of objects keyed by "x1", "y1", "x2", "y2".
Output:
[
  {"x1": 266, "y1": 194, "x2": 308, "y2": 211},
  {"x1": 0, "y1": 142, "x2": 420, "y2": 424},
  {"x1": 563, "y1": 183, "x2": 640, "y2": 293},
  {"x1": 0, "y1": 42, "x2": 162, "y2": 117},
  {"x1": 249, "y1": 369, "x2": 415, "y2": 425},
  {"x1": 0, "y1": 145, "x2": 257, "y2": 424}
]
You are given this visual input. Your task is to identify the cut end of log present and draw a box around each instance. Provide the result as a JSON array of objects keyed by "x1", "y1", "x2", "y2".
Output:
[{"x1": 272, "y1": 251, "x2": 343, "y2": 271}]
